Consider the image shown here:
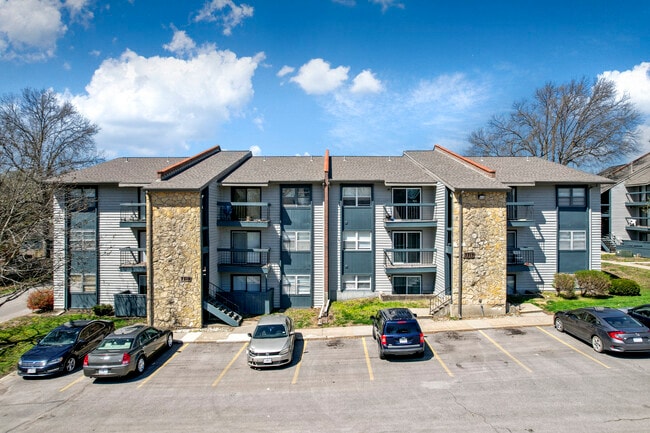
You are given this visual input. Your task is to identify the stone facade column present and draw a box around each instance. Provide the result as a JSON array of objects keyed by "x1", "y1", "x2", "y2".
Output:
[
  {"x1": 451, "y1": 191, "x2": 507, "y2": 317},
  {"x1": 148, "y1": 190, "x2": 203, "y2": 328}
]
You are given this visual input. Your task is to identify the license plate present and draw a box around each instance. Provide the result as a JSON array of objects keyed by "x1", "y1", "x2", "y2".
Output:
[
  {"x1": 263, "y1": 358, "x2": 272, "y2": 364},
  {"x1": 27, "y1": 368, "x2": 36, "y2": 374},
  {"x1": 633, "y1": 337, "x2": 643, "y2": 343},
  {"x1": 99, "y1": 369, "x2": 109, "y2": 375},
  {"x1": 399, "y1": 337, "x2": 408, "y2": 344}
]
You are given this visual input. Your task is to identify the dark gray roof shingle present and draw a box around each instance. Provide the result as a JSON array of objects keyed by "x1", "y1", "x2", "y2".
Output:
[
  {"x1": 221, "y1": 156, "x2": 326, "y2": 185},
  {"x1": 51, "y1": 157, "x2": 186, "y2": 185}
]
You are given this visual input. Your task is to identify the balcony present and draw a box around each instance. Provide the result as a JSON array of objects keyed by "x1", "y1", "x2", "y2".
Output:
[
  {"x1": 507, "y1": 202, "x2": 535, "y2": 227},
  {"x1": 625, "y1": 191, "x2": 650, "y2": 206},
  {"x1": 217, "y1": 248, "x2": 270, "y2": 273},
  {"x1": 119, "y1": 247, "x2": 146, "y2": 272},
  {"x1": 507, "y1": 247, "x2": 534, "y2": 272},
  {"x1": 626, "y1": 217, "x2": 650, "y2": 232},
  {"x1": 383, "y1": 203, "x2": 437, "y2": 228},
  {"x1": 217, "y1": 202, "x2": 271, "y2": 228},
  {"x1": 120, "y1": 203, "x2": 146, "y2": 228},
  {"x1": 383, "y1": 248, "x2": 437, "y2": 274}
]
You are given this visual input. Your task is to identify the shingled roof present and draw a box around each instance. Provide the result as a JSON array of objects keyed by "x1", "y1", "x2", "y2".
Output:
[
  {"x1": 51, "y1": 157, "x2": 186, "y2": 185},
  {"x1": 220, "y1": 156, "x2": 326, "y2": 185},
  {"x1": 329, "y1": 156, "x2": 438, "y2": 185}
]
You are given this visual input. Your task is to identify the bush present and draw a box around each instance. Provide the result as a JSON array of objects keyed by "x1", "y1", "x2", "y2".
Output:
[
  {"x1": 575, "y1": 270, "x2": 611, "y2": 297},
  {"x1": 26, "y1": 288, "x2": 54, "y2": 311},
  {"x1": 553, "y1": 273, "x2": 576, "y2": 299},
  {"x1": 609, "y1": 278, "x2": 641, "y2": 296},
  {"x1": 92, "y1": 304, "x2": 114, "y2": 317}
]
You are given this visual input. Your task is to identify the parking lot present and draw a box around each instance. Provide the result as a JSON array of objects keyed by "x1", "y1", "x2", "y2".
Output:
[{"x1": 2, "y1": 325, "x2": 650, "y2": 432}]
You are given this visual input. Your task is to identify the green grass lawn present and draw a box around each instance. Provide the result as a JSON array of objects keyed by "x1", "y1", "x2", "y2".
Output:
[{"x1": 0, "y1": 313, "x2": 141, "y2": 377}]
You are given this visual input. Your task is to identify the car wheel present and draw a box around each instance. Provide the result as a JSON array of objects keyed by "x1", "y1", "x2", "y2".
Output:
[
  {"x1": 372, "y1": 327, "x2": 376, "y2": 340},
  {"x1": 378, "y1": 342, "x2": 385, "y2": 360},
  {"x1": 591, "y1": 336, "x2": 604, "y2": 353},
  {"x1": 136, "y1": 356, "x2": 146, "y2": 374},
  {"x1": 554, "y1": 317, "x2": 564, "y2": 332},
  {"x1": 64, "y1": 357, "x2": 76, "y2": 373},
  {"x1": 166, "y1": 333, "x2": 173, "y2": 349}
]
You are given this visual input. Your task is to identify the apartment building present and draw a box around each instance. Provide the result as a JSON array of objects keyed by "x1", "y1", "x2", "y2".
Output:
[{"x1": 51, "y1": 145, "x2": 611, "y2": 328}]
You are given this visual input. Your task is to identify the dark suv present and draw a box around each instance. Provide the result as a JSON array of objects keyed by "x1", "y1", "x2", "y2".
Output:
[{"x1": 370, "y1": 308, "x2": 425, "y2": 359}]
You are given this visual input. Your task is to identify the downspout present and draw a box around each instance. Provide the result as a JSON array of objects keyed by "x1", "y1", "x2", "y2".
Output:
[
  {"x1": 146, "y1": 190, "x2": 154, "y2": 326},
  {"x1": 457, "y1": 191, "x2": 463, "y2": 319},
  {"x1": 320, "y1": 150, "x2": 331, "y2": 321}
]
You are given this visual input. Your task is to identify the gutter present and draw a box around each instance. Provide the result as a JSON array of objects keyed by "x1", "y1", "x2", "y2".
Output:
[
  {"x1": 146, "y1": 190, "x2": 154, "y2": 326},
  {"x1": 458, "y1": 191, "x2": 463, "y2": 319}
]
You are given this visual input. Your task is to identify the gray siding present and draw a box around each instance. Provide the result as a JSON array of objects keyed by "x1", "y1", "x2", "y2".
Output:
[
  {"x1": 312, "y1": 185, "x2": 325, "y2": 308},
  {"x1": 434, "y1": 183, "x2": 446, "y2": 294},
  {"x1": 97, "y1": 186, "x2": 140, "y2": 304},
  {"x1": 589, "y1": 186, "x2": 602, "y2": 271},
  {"x1": 610, "y1": 182, "x2": 631, "y2": 242},
  {"x1": 53, "y1": 191, "x2": 66, "y2": 310}
]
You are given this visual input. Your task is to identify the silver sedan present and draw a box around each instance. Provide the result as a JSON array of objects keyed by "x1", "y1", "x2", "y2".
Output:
[{"x1": 247, "y1": 314, "x2": 295, "y2": 368}]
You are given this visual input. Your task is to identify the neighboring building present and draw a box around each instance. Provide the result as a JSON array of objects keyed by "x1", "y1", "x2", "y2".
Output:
[
  {"x1": 51, "y1": 145, "x2": 611, "y2": 328},
  {"x1": 600, "y1": 152, "x2": 650, "y2": 256}
]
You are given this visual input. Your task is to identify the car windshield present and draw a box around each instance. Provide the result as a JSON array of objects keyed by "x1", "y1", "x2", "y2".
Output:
[
  {"x1": 385, "y1": 323, "x2": 420, "y2": 334},
  {"x1": 97, "y1": 338, "x2": 133, "y2": 350},
  {"x1": 40, "y1": 328, "x2": 80, "y2": 346},
  {"x1": 253, "y1": 324, "x2": 287, "y2": 339},
  {"x1": 603, "y1": 315, "x2": 643, "y2": 328}
]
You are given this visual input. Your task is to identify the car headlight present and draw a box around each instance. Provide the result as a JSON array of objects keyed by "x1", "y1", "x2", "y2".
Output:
[
  {"x1": 18, "y1": 358, "x2": 24, "y2": 367},
  {"x1": 279, "y1": 345, "x2": 290, "y2": 355},
  {"x1": 46, "y1": 356, "x2": 63, "y2": 366}
]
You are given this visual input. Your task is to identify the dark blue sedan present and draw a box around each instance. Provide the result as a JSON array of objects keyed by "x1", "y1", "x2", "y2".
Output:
[{"x1": 18, "y1": 320, "x2": 114, "y2": 377}]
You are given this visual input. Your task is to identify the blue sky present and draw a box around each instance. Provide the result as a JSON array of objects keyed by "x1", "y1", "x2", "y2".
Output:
[{"x1": 1, "y1": 0, "x2": 650, "y2": 161}]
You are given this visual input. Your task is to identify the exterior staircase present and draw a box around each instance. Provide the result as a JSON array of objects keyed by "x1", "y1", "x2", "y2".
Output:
[
  {"x1": 429, "y1": 291, "x2": 452, "y2": 316},
  {"x1": 601, "y1": 235, "x2": 617, "y2": 253},
  {"x1": 203, "y1": 284, "x2": 243, "y2": 327}
]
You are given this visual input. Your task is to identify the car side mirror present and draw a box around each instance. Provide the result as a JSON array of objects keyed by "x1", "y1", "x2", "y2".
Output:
[{"x1": 247, "y1": 333, "x2": 252, "y2": 338}]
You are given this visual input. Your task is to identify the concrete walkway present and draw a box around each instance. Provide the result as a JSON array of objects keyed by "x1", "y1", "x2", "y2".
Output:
[{"x1": 175, "y1": 303, "x2": 554, "y2": 343}]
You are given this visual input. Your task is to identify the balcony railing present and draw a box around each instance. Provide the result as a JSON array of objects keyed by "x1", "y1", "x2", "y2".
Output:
[
  {"x1": 384, "y1": 248, "x2": 436, "y2": 269},
  {"x1": 625, "y1": 191, "x2": 650, "y2": 205},
  {"x1": 120, "y1": 203, "x2": 146, "y2": 226},
  {"x1": 217, "y1": 202, "x2": 271, "y2": 226},
  {"x1": 217, "y1": 248, "x2": 270, "y2": 266},
  {"x1": 120, "y1": 247, "x2": 146, "y2": 269},
  {"x1": 626, "y1": 217, "x2": 650, "y2": 231},
  {"x1": 507, "y1": 202, "x2": 534, "y2": 224},
  {"x1": 507, "y1": 247, "x2": 534, "y2": 266},
  {"x1": 383, "y1": 203, "x2": 436, "y2": 221}
]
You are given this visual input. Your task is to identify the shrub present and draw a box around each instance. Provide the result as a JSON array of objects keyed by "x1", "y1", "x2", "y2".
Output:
[
  {"x1": 92, "y1": 304, "x2": 115, "y2": 317},
  {"x1": 553, "y1": 273, "x2": 576, "y2": 298},
  {"x1": 609, "y1": 278, "x2": 641, "y2": 296},
  {"x1": 575, "y1": 270, "x2": 610, "y2": 297},
  {"x1": 26, "y1": 288, "x2": 54, "y2": 311}
]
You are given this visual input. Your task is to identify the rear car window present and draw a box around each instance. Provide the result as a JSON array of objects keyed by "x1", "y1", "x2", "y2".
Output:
[
  {"x1": 603, "y1": 316, "x2": 642, "y2": 328},
  {"x1": 385, "y1": 323, "x2": 420, "y2": 334},
  {"x1": 97, "y1": 338, "x2": 133, "y2": 350}
]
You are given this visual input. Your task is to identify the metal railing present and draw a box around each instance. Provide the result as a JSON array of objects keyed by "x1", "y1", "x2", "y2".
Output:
[
  {"x1": 506, "y1": 202, "x2": 534, "y2": 221},
  {"x1": 120, "y1": 203, "x2": 146, "y2": 223},
  {"x1": 382, "y1": 203, "x2": 436, "y2": 221},
  {"x1": 506, "y1": 247, "x2": 534, "y2": 266},
  {"x1": 384, "y1": 248, "x2": 436, "y2": 268},
  {"x1": 119, "y1": 247, "x2": 146, "y2": 267},
  {"x1": 217, "y1": 202, "x2": 270, "y2": 222},
  {"x1": 217, "y1": 248, "x2": 270, "y2": 266}
]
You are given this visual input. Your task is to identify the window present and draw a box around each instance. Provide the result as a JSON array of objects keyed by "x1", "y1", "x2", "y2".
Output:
[
  {"x1": 558, "y1": 187, "x2": 586, "y2": 207},
  {"x1": 68, "y1": 187, "x2": 97, "y2": 295},
  {"x1": 232, "y1": 275, "x2": 261, "y2": 292},
  {"x1": 342, "y1": 186, "x2": 371, "y2": 207},
  {"x1": 342, "y1": 275, "x2": 371, "y2": 290},
  {"x1": 232, "y1": 231, "x2": 261, "y2": 263},
  {"x1": 282, "y1": 274, "x2": 311, "y2": 295},
  {"x1": 343, "y1": 231, "x2": 372, "y2": 250},
  {"x1": 559, "y1": 230, "x2": 586, "y2": 250},
  {"x1": 232, "y1": 187, "x2": 261, "y2": 220},
  {"x1": 392, "y1": 276, "x2": 422, "y2": 294},
  {"x1": 393, "y1": 231, "x2": 421, "y2": 263},
  {"x1": 392, "y1": 188, "x2": 421, "y2": 220},
  {"x1": 282, "y1": 231, "x2": 311, "y2": 251},
  {"x1": 282, "y1": 186, "x2": 311, "y2": 206}
]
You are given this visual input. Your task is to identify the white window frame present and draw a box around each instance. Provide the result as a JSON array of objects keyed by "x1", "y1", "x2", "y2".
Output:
[
  {"x1": 342, "y1": 231, "x2": 372, "y2": 250},
  {"x1": 559, "y1": 230, "x2": 587, "y2": 251},
  {"x1": 342, "y1": 186, "x2": 371, "y2": 207},
  {"x1": 282, "y1": 231, "x2": 311, "y2": 251},
  {"x1": 282, "y1": 274, "x2": 311, "y2": 295},
  {"x1": 342, "y1": 275, "x2": 372, "y2": 291}
]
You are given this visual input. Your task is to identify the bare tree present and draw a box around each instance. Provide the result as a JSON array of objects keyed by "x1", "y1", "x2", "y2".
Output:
[
  {"x1": 0, "y1": 88, "x2": 101, "y2": 290},
  {"x1": 467, "y1": 77, "x2": 642, "y2": 170}
]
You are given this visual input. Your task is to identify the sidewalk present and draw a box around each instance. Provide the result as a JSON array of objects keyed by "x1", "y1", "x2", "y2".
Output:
[{"x1": 175, "y1": 303, "x2": 554, "y2": 344}]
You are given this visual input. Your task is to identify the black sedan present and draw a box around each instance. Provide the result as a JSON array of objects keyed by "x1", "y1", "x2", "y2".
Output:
[
  {"x1": 624, "y1": 304, "x2": 650, "y2": 328},
  {"x1": 554, "y1": 307, "x2": 650, "y2": 353},
  {"x1": 83, "y1": 324, "x2": 173, "y2": 378},
  {"x1": 18, "y1": 320, "x2": 115, "y2": 377}
]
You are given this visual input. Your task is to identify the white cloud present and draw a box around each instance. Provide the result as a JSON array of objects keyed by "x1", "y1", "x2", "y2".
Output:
[
  {"x1": 601, "y1": 62, "x2": 650, "y2": 152},
  {"x1": 277, "y1": 65, "x2": 294, "y2": 77},
  {"x1": 69, "y1": 44, "x2": 265, "y2": 156},
  {"x1": 350, "y1": 70, "x2": 383, "y2": 94},
  {"x1": 408, "y1": 73, "x2": 483, "y2": 111},
  {"x1": 163, "y1": 30, "x2": 197, "y2": 56},
  {"x1": 249, "y1": 145, "x2": 262, "y2": 155},
  {"x1": 290, "y1": 58, "x2": 349, "y2": 95},
  {"x1": 370, "y1": 0, "x2": 404, "y2": 13},
  {"x1": 0, "y1": 0, "x2": 66, "y2": 61},
  {"x1": 194, "y1": 0, "x2": 253, "y2": 36}
]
